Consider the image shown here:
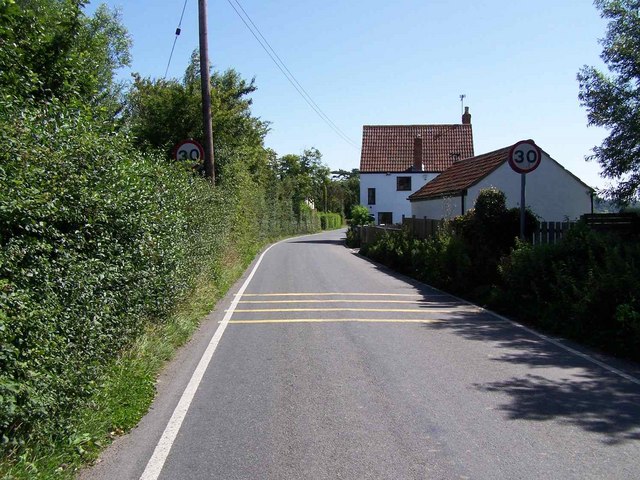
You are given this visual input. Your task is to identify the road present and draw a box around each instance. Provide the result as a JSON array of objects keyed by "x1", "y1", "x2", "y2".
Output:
[{"x1": 82, "y1": 229, "x2": 640, "y2": 480}]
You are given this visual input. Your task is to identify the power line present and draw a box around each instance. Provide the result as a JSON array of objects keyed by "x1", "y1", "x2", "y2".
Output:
[
  {"x1": 226, "y1": 0, "x2": 359, "y2": 149},
  {"x1": 164, "y1": 0, "x2": 190, "y2": 79}
]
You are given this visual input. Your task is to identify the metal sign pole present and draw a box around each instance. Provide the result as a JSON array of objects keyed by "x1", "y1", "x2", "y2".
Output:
[{"x1": 520, "y1": 173, "x2": 526, "y2": 240}]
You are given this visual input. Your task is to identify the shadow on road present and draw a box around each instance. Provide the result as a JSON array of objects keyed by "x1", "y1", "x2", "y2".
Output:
[
  {"x1": 289, "y1": 238, "x2": 347, "y2": 246},
  {"x1": 422, "y1": 309, "x2": 640, "y2": 445},
  {"x1": 352, "y1": 251, "x2": 640, "y2": 445}
]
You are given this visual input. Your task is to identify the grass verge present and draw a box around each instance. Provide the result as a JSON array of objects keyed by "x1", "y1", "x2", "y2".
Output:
[{"x1": 0, "y1": 246, "x2": 256, "y2": 479}]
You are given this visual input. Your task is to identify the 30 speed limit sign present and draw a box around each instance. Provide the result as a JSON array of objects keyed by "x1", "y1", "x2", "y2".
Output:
[
  {"x1": 174, "y1": 139, "x2": 205, "y2": 163},
  {"x1": 508, "y1": 140, "x2": 541, "y2": 174}
]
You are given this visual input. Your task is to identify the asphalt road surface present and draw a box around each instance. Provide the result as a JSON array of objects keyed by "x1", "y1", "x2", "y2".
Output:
[{"x1": 81, "y1": 229, "x2": 640, "y2": 480}]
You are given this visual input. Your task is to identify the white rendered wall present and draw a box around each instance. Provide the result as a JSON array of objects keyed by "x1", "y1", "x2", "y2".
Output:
[
  {"x1": 410, "y1": 196, "x2": 463, "y2": 219},
  {"x1": 360, "y1": 172, "x2": 438, "y2": 224},
  {"x1": 411, "y1": 153, "x2": 592, "y2": 221}
]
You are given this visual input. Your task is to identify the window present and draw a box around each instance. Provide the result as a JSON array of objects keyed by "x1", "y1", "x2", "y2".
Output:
[
  {"x1": 378, "y1": 212, "x2": 393, "y2": 225},
  {"x1": 397, "y1": 176, "x2": 411, "y2": 191},
  {"x1": 367, "y1": 188, "x2": 376, "y2": 205}
]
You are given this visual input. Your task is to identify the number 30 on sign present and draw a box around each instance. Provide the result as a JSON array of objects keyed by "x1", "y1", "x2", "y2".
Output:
[
  {"x1": 508, "y1": 139, "x2": 541, "y2": 174},
  {"x1": 174, "y1": 139, "x2": 205, "y2": 163}
]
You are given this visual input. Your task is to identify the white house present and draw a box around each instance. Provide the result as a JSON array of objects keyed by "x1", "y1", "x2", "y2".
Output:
[
  {"x1": 359, "y1": 108, "x2": 474, "y2": 224},
  {"x1": 408, "y1": 142, "x2": 594, "y2": 221}
]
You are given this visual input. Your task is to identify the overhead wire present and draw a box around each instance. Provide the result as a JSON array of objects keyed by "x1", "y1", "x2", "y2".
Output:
[
  {"x1": 226, "y1": 0, "x2": 359, "y2": 149},
  {"x1": 164, "y1": 0, "x2": 190, "y2": 79}
]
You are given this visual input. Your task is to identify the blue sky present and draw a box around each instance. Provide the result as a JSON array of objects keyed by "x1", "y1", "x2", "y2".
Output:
[{"x1": 87, "y1": 0, "x2": 610, "y2": 190}]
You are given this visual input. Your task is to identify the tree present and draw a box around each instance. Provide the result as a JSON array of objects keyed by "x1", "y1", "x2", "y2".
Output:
[
  {"x1": 578, "y1": 0, "x2": 640, "y2": 203},
  {"x1": 126, "y1": 51, "x2": 270, "y2": 180},
  {"x1": 329, "y1": 169, "x2": 360, "y2": 217},
  {"x1": 0, "y1": 1, "x2": 131, "y2": 110}
]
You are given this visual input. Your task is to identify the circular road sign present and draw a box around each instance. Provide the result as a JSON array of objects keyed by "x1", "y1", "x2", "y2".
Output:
[
  {"x1": 508, "y1": 140, "x2": 542, "y2": 174},
  {"x1": 174, "y1": 139, "x2": 205, "y2": 163}
]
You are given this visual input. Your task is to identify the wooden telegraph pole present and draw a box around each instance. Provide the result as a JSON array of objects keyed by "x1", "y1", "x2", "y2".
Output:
[{"x1": 198, "y1": 0, "x2": 215, "y2": 183}]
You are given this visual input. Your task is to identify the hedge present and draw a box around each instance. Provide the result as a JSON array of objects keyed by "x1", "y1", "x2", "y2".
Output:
[
  {"x1": 0, "y1": 100, "x2": 317, "y2": 449},
  {"x1": 319, "y1": 212, "x2": 342, "y2": 230}
]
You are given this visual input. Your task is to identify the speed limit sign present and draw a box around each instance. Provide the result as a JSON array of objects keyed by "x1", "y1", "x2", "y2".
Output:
[
  {"x1": 508, "y1": 140, "x2": 541, "y2": 174},
  {"x1": 174, "y1": 139, "x2": 205, "y2": 163}
]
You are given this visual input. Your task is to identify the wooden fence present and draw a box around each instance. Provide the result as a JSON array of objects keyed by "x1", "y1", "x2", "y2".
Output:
[
  {"x1": 359, "y1": 225, "x2": 402, "y2": 246},
  {"x1": 361, "y1": 213, "x2": 638, "y2": 247},
  {"x1": 403, "y1": 216, "x2": 575, "y2": 246}
]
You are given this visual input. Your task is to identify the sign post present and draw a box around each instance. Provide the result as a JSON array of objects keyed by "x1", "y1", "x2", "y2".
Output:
[{"x1": 508, "y1": 140, "x2": 542, "y2": 240}]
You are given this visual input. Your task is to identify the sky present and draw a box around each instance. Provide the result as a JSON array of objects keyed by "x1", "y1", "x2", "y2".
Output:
[{"x1": 87, "y1": 0, "x2": 611, "y2": 190}]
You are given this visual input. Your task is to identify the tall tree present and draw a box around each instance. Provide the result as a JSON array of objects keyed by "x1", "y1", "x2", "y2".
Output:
[
  {"x1": 0, "y1": 0, "x2": 131, "y2": 109},
  {"x1": 578, "y1": 0, "x2": 640, "y2": 203},
  {"x1": 126, "y1": 51, "x2": 270, "y2": 180}
]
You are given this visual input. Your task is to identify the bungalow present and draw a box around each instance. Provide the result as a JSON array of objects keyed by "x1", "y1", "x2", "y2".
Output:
[
  {"x1": 408, "y1": 142, "x2": 594, "y2": 221},
  {"x1": 359, "y1": 108, "x2": 474, "y2": 224}
]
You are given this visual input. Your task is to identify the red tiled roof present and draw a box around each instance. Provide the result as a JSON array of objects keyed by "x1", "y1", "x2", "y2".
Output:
[
  {"x1": 360, "y1": 124, "x2": 474, "y2": 173},
  {"x1": 409, "y1": 146, "x2": 511, "y2": 201}
]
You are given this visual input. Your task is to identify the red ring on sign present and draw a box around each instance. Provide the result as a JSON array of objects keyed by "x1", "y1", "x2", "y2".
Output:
[{"x1": 508, "y1": 140, "x2": 541, "y2": 174}]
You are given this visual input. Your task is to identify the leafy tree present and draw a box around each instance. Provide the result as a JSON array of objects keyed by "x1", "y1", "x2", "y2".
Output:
[
  {"x1": 275, "y1": 148, "x2": 331, "y2": 213},
  {"x1": 126, "y1": 51, "x2": 270, "y2": 180},
  {"x1": 329, "y1": 169, "x2": 360, "y2": 217},
  {"x1": 0, "y1": 0, "x2": 131, "y2": 110},
  {"x1": 578, "y1": 0, "x2": 640, "y2": 202}
]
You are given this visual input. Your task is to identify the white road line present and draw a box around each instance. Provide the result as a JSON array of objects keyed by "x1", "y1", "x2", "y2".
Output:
[{"x1": 139, "y1": 243, "x2": 276, "y2": 480}]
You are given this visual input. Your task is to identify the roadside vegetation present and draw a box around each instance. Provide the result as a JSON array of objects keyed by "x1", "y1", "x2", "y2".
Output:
[
  {"x1": 0, "y1": 1, "x2": 353, "y2": 477},
  {"x1": 360, "y1": 189, "x2": 640, "y2": 362}
]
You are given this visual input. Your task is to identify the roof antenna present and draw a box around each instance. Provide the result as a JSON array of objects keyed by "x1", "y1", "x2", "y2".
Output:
[{"x1": 459, "y1": 94, "x2": 466, "y2": 116}]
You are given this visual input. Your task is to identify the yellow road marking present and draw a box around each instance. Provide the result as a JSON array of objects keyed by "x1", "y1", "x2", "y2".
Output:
[
  {"x1": 238, "y1": 299, "x2": 448, "y2": 305},
  {"x1": 237, "y1": 292, "x2": 445, "y2": 297},
  {"x1": 227, "y1": 318, "x2": 443, "y2": 324},
  {"x1": 232, "y1": 307, "x2": 478, "y2": 313}
]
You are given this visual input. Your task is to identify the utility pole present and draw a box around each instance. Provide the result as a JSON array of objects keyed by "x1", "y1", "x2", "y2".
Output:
[{"x1": 198, "y1": 0, "x2": 215, "y2": 183}]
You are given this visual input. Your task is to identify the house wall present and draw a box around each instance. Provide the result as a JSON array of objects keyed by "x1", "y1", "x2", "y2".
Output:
[
  {"x1": 411, "y1": 152, "x2": 593, "y2": 221},
  {"x1": 410, "y1": 196, "x2": 463, "y2": 219},
  {"x1": 360, "y1": 172, "x2": 438, "y2": 224}
]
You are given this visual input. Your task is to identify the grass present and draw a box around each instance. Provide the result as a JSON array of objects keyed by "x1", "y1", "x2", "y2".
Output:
[{"x1": 0, "y1": 246, "x2": 255, "y2": 479}]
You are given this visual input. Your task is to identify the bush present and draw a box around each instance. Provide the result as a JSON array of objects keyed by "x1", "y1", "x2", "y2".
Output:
[
  {"x1": 498, "y1": 224, "x2": 640, "y2": 359},
  {"x1": 319, "y1": 212, "x2": 342, "y2": 230},
  {"x1": 0, "y1": 100, "x2": 318, "y2": 449},
  {"x1": 345, "y1": 205, "x2": 373, "y2": 247}
]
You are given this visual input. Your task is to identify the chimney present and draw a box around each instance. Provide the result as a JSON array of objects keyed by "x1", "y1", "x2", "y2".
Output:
[
  {"x1": 462, "y1": 106, "x2": 471, "y2": 125},
  {"x1": 413, "y1": 136, "x2": 423, "y2": 171}
]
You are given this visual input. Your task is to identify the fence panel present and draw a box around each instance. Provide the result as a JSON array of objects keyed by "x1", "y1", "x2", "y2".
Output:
[{"x1": 531, "y1": 221, "x2": 574, "y2": 245}]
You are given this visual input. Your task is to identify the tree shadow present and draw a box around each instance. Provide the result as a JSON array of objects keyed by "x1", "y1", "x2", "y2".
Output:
[
  {"x1": 352, "y1": 251, "x2": 640, "y2": 444},
  {"x1": 288, "y1": 238, "x2": 346, "y2": 246},
  {"x1": 421, "y1": 309, "x2": 640, "y2": 444}
]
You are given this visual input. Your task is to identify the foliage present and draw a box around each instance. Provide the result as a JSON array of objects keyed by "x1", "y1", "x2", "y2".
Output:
[
  {"x1": 328, "y1": 169, "x2": 360, "y2": 217},
  {"x1": 578, "y1": 0, "x2": 640, "y2": 203},
  {"x1": 360, "y1": 188, "x2": 640, "y2": 360},
  {"x1": 0, "y1": 95, "x2": 320, "y2": 456},
  {"x1": 0, "y1": 1, "x2": 131, "y2": 111},
  {"x1": 318, "y1": 213, "x2": 343, "y2": 230},
  {"x1": 345, "y1": 205, "x2": 374, "y2": 247},
  {"x1": 126, "y1": 52, "x2": 270, "y2": 178},
  {"x1": 498, "y1": 225, "x2": 640, "y2": 360}
]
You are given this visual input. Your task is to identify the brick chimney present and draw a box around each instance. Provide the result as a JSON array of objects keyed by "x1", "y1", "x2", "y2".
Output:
[
  {"x1": 462, "y1": 106, "x2": 471, "y2": 125},
  {"x1": 413, "y1": 136, "x2": 423, "y2": 171}
]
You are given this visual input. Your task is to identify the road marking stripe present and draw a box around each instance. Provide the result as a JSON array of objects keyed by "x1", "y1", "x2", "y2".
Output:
[
  {"x1": 237, "y1": 292, "x2": 447, "y2": 297},
  {"x1": 231, "y1": 307, "x2": 479, "y2": 313},
  {"x1": 238, "y1": 299, "x2": 451, "y2": 304},
  {"x1": 227, "y1": 318, "x2": 443, "y2": 324},
  {"x1": 139, "y1": 242, "x2": 276, "y2": 480}
]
